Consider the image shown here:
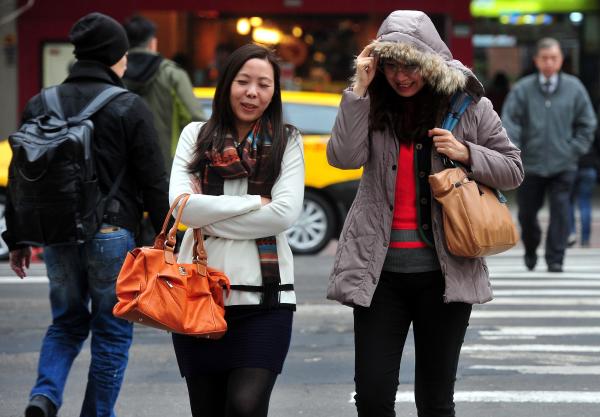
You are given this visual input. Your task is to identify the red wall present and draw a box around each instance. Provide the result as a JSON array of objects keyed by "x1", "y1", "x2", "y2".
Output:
[{"x1": 17, "y1": 0, "x2": 472, "y2": 111}]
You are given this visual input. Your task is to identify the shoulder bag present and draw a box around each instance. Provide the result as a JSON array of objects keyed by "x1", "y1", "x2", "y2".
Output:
[
  {"x1": 113, "y1": 193, "x2": 230, "y2": 338},
  {"x1": 428, "y1": 92, "x2": 519, "y2": 258}
]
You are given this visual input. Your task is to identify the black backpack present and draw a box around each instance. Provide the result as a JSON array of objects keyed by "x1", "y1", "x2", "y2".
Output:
[{"x1": 8, "y1": 85, "x2": 127, "y2": 246}]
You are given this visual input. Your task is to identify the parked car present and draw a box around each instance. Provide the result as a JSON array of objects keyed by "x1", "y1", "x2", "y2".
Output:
[
  {"x1": 0, "y1": 89, "x2": 361, "y2": 257},
  {"x1": 194, "y1": 87, "x2": 361, "y2": 254}
]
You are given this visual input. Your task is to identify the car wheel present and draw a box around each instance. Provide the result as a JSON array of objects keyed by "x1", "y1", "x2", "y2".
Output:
[
  {"x1": 0, "y1": 193, "x2": 9, "y2": 260},
  {"x1": 286, "y1": 190, "x2": 335, "y2": 255}
]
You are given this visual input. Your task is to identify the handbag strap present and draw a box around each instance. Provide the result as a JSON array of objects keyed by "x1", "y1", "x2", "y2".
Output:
[
  {"x1": 440, "y1": 91, "x2": 473, "y2": 169},
  {"x1": 153, "y1": 193, "x2": 208, "y2": 271}
]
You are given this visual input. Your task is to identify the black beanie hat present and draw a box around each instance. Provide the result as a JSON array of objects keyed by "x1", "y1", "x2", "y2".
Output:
[
  {"x1": 69, "y1": 12, "x2": 129, "y2": 66},
  {"x1": 123, "y1": 15, "x2": 157, "y2": 49}
]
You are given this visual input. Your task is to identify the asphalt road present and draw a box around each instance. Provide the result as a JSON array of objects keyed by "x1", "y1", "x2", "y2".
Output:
[{"x1": 1, "y1": 245, "x2": 600, "y2": 417}]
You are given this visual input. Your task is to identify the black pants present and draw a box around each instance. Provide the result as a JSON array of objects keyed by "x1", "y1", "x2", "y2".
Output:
[
  {"x1": 517, "y1": 171, "x2": 577, "y2": 266},
  {"x1": 185, "y1": 368, "x2": 278, "y2": 417},
  {"x1": 353, "y1": 270, "x2": 472, "y2": 417}
]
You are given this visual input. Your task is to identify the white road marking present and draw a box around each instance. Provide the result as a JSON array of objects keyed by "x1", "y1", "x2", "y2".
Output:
[
  {"x1": 492, "y1": 279, "x2": 600, "y2": 287},
  {"x1": 0, "y1": 277, "x2": 48, "y2": 283},
  {"x1": 479, "y1": 326, "x2": 600, "y2": 336},
  {"x1": 471, "y1": 310, "x2": 600, "y2": 319},
  {"x1": 349, "y1": 391, "x2": 600, "y2": 403},
  {"x1": 493, "y1": 289, "x2": 600, "y2": 296},
  {"x1": 295, "y1": 304, "x2": 600, "y2": 316},
  {"x1": 462, "y1": 344, "x2": 600, "y2": 353},
  {"x1": 469, "y1": 365, "x2": 600, "y2": 375},
  {"x1": 490, "y1": 297, "x2": 600, "y2": 305},
  {"x1": 489, "y1": 272, "x2": 600, "y2": 279}
]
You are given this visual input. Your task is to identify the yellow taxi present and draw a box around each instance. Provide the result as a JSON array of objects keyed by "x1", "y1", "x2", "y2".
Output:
[
  {"x1": 0, "y1": 89, "x2": 362, "y2": 257},
  {"x1": 194, "y1": 87, "x2": 362, "y2": 254},
  {"x1": 0, "y1": 139, "x2": 9, "y2": 258}
]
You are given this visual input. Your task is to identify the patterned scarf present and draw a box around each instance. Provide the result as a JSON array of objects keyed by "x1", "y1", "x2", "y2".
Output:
[{"x1": 201, "y1": 121, "x2": 281, "y2": 307}]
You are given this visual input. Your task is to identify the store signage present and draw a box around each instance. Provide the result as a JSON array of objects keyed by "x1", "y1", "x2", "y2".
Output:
[{"x1": 471, "y1": 0, "x2": 598, "y2": 17}]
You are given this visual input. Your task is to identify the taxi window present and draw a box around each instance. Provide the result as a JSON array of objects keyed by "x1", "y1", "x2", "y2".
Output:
[
  {"x1": 195, "y1": 99, "x2": 338, "y2": 136},
  {"x1": 283, "y1": 103, "x2": 337, "y2": 135}
]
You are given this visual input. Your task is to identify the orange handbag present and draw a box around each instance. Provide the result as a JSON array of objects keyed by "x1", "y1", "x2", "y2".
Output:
[{"x1": 113, "y1": 193, "x2": 230, "y2": 338}]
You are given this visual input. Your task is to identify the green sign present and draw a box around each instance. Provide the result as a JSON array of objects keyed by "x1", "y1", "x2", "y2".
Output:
[{"x1": 471, "y1": 0, "x2": 598, "y2": 17}]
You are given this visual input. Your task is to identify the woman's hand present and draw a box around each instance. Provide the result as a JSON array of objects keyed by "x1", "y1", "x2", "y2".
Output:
[
  {"x1": 260, "y1": 196, "x2": 271, "y2": 206},
  {"x1": 353, "y1": 44, "x2": 377, "y2": 97},
  {"x1": 428, "y1": 128, "x2": 471, "y2": 165}
]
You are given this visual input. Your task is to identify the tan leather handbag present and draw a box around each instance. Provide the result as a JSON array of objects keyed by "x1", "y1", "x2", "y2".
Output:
[
  {"x1": 428, "y1": 167, "x2": 519, "y2": 258},
  {"x1": 113, "y1": 193, "x2": 230, "y2": 338}
]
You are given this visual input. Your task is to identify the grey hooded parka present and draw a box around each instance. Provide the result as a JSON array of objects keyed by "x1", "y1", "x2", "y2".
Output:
[{"x1": 326, "y1": 11, "x2": 524, "y2": 307}]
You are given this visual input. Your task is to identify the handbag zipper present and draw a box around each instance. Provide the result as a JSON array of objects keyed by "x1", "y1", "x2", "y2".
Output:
[{"x1": 161, "y1": 278, "x2": 174, "y2": 288}]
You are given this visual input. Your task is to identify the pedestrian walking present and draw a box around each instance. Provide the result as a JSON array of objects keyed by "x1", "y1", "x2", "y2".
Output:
[
  {"x1": 122, "y1": 14, "x2": 206, "y2": 246},
  {"x1": 168, "y1": 43, "x2": 305, "y2": 417},
  {"x1": 123, "y1": 15, "x2": 205, "y2": 174},
  {"x1": 569, "y1": 132, "x2": 600, "y2": 247},
  {"x1": 502, "y1": 37, "x2": 597, "y2": 271},
  {"x1": 326, "y1": 10, "x2": 523, "y2": 417},
  {"x1": 3, "y1": 12, "x2": 170, "y2": 417}
]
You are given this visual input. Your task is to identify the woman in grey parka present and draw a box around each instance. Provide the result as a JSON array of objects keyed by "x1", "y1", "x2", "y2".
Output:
[{"x1": 326, "y1": 11, "x2": 523, "y2": 417}]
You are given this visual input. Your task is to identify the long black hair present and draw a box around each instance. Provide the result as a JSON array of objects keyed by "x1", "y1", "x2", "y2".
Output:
[
  {"x1": 188, "y1": 43, "x2": 292, "y2": 180},
  {"x1": 367, "y1": 65, "x2": 449, "y2": 143}
]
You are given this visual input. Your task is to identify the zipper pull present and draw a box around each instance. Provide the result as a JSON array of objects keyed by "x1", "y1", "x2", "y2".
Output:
[{"x1": 163, "y1": 278, "x2": 174, "y2": 288}]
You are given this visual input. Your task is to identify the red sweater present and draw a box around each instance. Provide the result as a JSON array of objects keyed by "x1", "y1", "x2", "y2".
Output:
[{"x1": 391, "y1": 143, "x2": 427, "y2": 249}]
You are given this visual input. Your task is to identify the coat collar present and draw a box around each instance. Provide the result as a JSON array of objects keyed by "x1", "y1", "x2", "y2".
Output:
[{"x1": 65, "y1": 60, "x2": 125, "y2": 87}]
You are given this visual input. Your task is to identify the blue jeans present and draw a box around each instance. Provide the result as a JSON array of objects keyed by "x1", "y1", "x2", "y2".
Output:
[
  {"x1": 31, "y1": 225, "x2": 135, "y2": 417},
  {"x1": 570, "y1": 167, "x2": 598, "y2": 245}
]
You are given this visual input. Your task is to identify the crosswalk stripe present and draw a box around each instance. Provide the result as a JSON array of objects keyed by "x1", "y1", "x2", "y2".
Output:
[
  {"x1": 296, "y1": 300, "x2": 600, "y2": 315},
  {"x1": 462, "y1": 344, "x2": 600, "y2": 352},
  {"x1": 492, "y1": 279, "x2": 600, "y2": 286},
  {"x1": 493, "y1": 289, "x2": 600, "y2": 296},
  {"x1": 471, "y1": 310, "x2": 600, "y2": 318},
  {"x1": 348, "y1": 391, "x2": 600, "y2": 403},
  {"x1": 491, "y1": 297, "x2": 600, "y2": 305},
  {"x1": 469, "y1": 365, "x2": 600, "y2": 375},
  {"x1": 479, "y1": 326, "x2": 600, "y2": 336},
  {"x1": 489, "y1": 272, "x2": 600, "y2": 278},
  {"x1": 0, "y1": 277, "x2": 48, "y2": 283}
]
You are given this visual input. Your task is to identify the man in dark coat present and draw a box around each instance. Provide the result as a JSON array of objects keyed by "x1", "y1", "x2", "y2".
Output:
[{"x1": 2, "y1": 12, "x2": 169, "y2": 417}]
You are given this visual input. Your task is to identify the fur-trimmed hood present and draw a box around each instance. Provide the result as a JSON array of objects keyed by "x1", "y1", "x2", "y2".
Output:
[{"x1": 372, "y1": 11, "x2": 484, "y2": 100}]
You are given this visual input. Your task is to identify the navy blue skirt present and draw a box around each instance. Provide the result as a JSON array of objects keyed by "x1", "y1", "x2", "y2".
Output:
[{"x1": 172, "y1": 308, "x2": 294, "y2": 377}]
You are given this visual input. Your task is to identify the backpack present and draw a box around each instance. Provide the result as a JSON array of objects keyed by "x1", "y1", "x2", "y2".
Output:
[{"x1": 8, "y1": 85, "x2": 127, "y2": 246}]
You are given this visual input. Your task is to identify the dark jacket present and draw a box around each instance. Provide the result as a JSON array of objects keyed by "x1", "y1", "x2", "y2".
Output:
[
  {"x1": 502, "y1": 72, "x2": 597, "y2": 177},
  {"x1": 3, "y1": 60, "x2": 169, "y2": 249}
]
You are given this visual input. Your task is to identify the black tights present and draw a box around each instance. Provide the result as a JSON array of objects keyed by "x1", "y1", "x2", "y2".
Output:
[{"x1": 185, "y1": 367, "x2": 278, "y2": 417}]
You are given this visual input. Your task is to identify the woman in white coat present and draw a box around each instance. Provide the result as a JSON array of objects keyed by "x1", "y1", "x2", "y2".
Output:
[{"x1": 169, "y1": 44, "x2": 304, "y2": 417}]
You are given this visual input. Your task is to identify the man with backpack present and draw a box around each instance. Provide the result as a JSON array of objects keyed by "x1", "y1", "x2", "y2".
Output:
[
  {"x1": 2, "y1": 12, "x2": 169, "y2": 417},
  {"x1": 122, "y1": 14, "x2": 205, "y2": 175}
]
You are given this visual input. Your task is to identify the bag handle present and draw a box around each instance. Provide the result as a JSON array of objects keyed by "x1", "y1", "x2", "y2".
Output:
[{"x1": 154, "y1": 193, "x2": 209, "y2": 272}]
